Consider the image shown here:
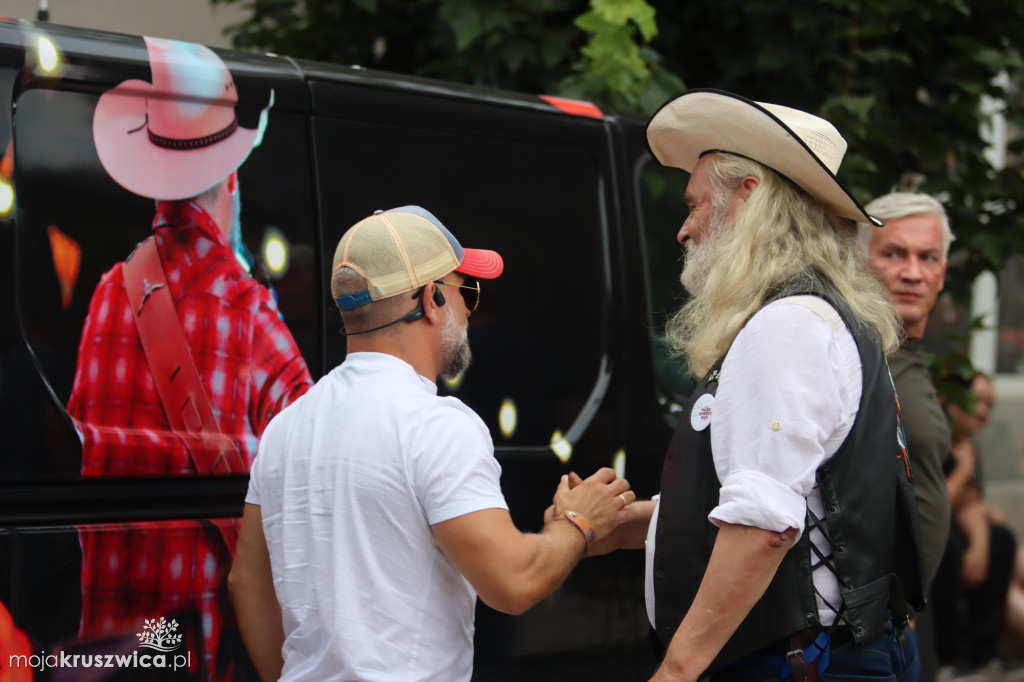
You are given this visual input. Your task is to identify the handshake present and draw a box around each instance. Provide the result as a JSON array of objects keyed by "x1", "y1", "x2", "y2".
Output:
[{"x1": 544, "y1": 467, "x2": 641, "y2": 557}]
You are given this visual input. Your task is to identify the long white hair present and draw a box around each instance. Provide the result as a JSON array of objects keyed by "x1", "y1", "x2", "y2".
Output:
[{"x1": 665, "y1": 152, "x2": 902, "y2": 377}]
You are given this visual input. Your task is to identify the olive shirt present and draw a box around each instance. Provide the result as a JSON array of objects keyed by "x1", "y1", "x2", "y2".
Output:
[{"x1": 889, "y1": 338, "x2": 951, "y2": 588}]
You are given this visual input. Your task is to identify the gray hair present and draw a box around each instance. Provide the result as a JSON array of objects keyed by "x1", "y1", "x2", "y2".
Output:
[{"x1": 857, "y1": 192, "x2": 955, "y2": 260}]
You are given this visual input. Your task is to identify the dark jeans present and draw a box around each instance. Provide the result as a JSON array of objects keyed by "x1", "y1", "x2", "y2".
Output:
[{"x1": 709, "y1": 622, "x2": 920, "y2": 682}]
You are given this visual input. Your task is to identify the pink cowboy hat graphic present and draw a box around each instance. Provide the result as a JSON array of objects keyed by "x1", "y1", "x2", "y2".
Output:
[{"x1": 92, "y1": 36, "x2": 272, "y2": 200}]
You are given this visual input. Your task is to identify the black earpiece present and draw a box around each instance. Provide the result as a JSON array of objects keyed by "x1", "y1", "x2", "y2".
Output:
[{"x1": 338, "y1": 284, "x2": 444, "y2": 336}]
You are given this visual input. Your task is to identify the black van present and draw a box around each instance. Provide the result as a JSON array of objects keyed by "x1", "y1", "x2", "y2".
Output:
[{"x1": 0, "y1": 17, "x2": 694, "y2": 680}]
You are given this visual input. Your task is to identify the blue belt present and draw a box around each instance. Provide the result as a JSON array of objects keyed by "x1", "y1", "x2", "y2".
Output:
[{"x1": 722, "y1": 631, "x2": 832, "y2": 681}]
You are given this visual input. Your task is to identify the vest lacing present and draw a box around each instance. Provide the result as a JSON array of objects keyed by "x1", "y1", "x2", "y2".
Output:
[{"x1": 805, "y1": 500, "x2": 853, "y2": 632}]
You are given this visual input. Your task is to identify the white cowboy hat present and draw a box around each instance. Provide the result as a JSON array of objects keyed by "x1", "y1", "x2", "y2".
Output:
[
  {"x1": 92, "y1": 36, "x2": 271, "y2": 201},
  {"x1": 647, "y1": 89, "x2": 883, "y2": 226}
]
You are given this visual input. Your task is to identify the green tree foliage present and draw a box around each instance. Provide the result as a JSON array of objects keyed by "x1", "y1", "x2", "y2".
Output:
[
  {"x1": 557, "y1": 0, "x2": 684, "y2": 110},
  {"x1": 210, "y1": 0, "x2": 680, "y2": 108},
  {"x1": 925, "y1": 315, "x2": 989, "y2": 414},
  {"x1": 649, "y1": 0, "x2": 1024, "y2": 303}
]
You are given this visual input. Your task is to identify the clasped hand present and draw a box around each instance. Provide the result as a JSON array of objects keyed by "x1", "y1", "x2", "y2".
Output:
[{"x1": 544, "y1": 468, "x2": 636, "y2": 549}]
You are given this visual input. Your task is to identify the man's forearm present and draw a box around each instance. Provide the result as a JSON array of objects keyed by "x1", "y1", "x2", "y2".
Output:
[
  {"x1": 652, "y1": 522, "x2": 797, "y2": 682},
  {"x1": 957, "y1": 496, "x2": 991, "y2": 552},
  {"x1": 509, "y1": 517, "x2": 591, "y2": 611},
  {"x1": 228, "y1": 504, "x2": 286, "y2": 681},
  {"x1": 504, "y1": 500, "x2": 655, "y2": 609},
  {"x1": 232, "y1": 580, "x2": 285, "y2": 681},
  {"x1": 433, "y1": 508, "x2": 592, "y2": 616},
  {"x1": 946, "y1": 468, "x2": 975, "y2": 510}
]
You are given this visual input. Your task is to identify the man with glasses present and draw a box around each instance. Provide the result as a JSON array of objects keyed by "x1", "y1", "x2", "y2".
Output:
[{"x1": 228, "y1": 206, "x2": 637, "y2": 682}]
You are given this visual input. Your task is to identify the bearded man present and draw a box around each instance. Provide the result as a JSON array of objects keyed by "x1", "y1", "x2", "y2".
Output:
[
  {"x1": 228, "y1": 206, "x2": 638, "y2": 682},
  {"x1": 592, "y1": 90, "x2": 927, "y2": 681}
]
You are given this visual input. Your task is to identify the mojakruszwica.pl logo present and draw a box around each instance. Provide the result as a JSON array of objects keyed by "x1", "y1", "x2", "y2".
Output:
[{"x1": 9, "y1": 615, "x2": 193, "y2": 673}]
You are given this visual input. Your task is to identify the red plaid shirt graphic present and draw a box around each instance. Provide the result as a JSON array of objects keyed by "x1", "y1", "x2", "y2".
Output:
[{"x1": 68, "y1": 200, "x2": 312, "y2": 679}]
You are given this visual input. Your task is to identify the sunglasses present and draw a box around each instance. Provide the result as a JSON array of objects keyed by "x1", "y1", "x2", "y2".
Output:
[{"x1": 435, "y1": 279, "x2": 481, "y2": 312}]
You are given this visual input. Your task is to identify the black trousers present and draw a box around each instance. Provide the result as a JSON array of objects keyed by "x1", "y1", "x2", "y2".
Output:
[{"x1": 930, "y1": 520, "x2": 1017, "y2": 667}]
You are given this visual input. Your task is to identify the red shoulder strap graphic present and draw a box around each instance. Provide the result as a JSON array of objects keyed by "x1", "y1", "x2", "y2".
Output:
[{"x1": 123, "y1": 237, "x2": 243, "y2": 554}]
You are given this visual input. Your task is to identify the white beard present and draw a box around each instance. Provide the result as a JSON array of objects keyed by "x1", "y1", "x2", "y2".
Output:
[
  {"x1": 681, "y1": 207, "x2": 731, "y2": 298},
  {"x1": 440, "y1": 308, "x2": 472, "y2": 380}
]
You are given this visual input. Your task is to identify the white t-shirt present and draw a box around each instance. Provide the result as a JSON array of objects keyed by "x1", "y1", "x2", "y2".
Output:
[
  {"x1": 247, "y1": 352, "x2": 508, "y2": 682},
  {"x1": 646, "y1": 296, "x2": 862, "y2": 627}
]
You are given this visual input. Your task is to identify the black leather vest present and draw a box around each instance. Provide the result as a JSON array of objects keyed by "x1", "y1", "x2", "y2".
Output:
[{"x1": 652, "y1": 273, "x2": 925, "y2": 674}]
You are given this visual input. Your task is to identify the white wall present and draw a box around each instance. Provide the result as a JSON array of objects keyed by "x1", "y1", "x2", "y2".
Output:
[
  {"x1": 3, "y1": 0, "x2": 248, "y2": 48},
  {"x1": 978, "y1": 385, "x2": 1024, "y2": 541}
]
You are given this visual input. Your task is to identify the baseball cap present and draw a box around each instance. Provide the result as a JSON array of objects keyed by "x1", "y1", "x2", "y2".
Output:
[{"x1": 332, "y1": 206, "x2": 503, "y2": 310}]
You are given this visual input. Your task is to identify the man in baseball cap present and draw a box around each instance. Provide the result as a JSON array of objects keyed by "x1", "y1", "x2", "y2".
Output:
[{"x1": 230, "y1": 206, "x2": 637, "y2": 681}]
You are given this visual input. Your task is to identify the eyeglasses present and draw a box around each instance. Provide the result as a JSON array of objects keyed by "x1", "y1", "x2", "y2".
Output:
[{"x1": 435, "y1": 279, "x2": 480, "y2": 311}]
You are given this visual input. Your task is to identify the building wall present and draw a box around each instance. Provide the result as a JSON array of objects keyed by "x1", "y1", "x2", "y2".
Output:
[
  {"x1": 978, "y1": 381, "x2": 1024, "y2": 541},
  {"x1": 3, "y1": 0, "x2": 247, "y2": 48}
]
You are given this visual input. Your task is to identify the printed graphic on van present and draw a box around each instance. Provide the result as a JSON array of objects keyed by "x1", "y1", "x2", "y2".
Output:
[
  {"x1": 64, "y1": 37, "x2": 311, "y2": 682},
  {"x1": 67, "y1": 36, "x2": 313, "y2": 479}
]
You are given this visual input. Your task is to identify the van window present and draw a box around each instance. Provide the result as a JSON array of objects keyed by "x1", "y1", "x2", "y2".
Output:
[
  {"x1": 5, "y1": 87, "x2": 318, "y2": 479},
  {"x1": 635, "y1": 158, "x2": 694, "y2": 413},
  {"x1": 313, "y1": 105, "x2": 610, "y2": 450}
]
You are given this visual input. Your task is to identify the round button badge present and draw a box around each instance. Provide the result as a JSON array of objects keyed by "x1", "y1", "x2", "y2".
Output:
[{"x1": 690, "y1": 393, "x2": 715, "y2": 431}]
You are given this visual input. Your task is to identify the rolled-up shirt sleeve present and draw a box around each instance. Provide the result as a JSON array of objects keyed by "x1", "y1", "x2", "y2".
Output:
[{"x1": 708, "y1": 298, "x2": 860, "y2": 540}]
